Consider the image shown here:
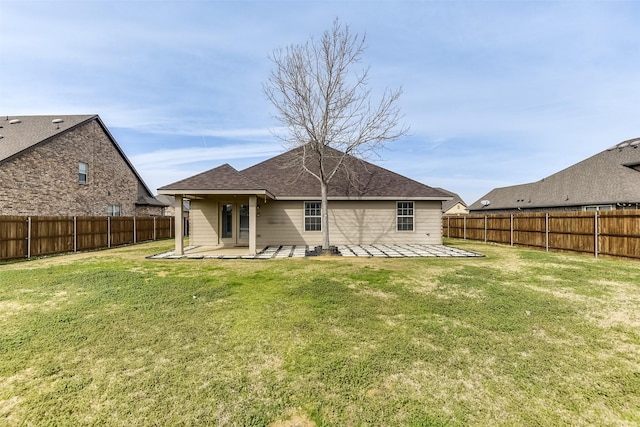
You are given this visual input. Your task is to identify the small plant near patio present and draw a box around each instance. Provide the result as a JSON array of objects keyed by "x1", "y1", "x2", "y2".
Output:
[{"x1": 1, "y1": 240, "x2": 639, "y2": 425}]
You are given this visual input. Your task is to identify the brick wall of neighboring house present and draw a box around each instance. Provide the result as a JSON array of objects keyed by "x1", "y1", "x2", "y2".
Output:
[{"x1": 0, "y1": 119, "x2": 161, "y2": 216}]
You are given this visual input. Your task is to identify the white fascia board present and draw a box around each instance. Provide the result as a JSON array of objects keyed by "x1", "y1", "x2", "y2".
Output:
[
  {"x1": 276, "y1": 196, "x2": 454, "y2": 201},
  {"x1": 158, "y1": 189, "x2": 274, "y2": 198}
]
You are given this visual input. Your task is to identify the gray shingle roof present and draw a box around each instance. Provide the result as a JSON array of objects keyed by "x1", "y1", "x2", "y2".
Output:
[
  {"x1": 160, "y1": 145, "x2": 450, "y2": 200},
  {"x1": 159, "y1": 163, "x2": 267, "y2": 192},
  {"x1": 469, "y1": 138, "x2": 640, "y2": 211},
  {"x1": 0, "y1": 115, "x2": 96, "y2": 161}
]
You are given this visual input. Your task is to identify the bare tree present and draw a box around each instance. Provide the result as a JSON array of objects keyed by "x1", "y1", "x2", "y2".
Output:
[{"x1": 264, "y1": 18, "x2": 408, "y2": 251}]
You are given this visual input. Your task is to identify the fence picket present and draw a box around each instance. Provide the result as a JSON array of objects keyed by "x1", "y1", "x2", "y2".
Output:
[
  {"x1": 444, "y1": 210, "x2": 640, "y2": 260},
  {"x1": 0, "y1": 215, "x2": 173, "y2": 261}
]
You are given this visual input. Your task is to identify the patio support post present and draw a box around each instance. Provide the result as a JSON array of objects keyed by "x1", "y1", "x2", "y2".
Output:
[
  {"x1": 174, "y1": 195, "x2": 184, "y2": 255},
  {"x1": 249, "y1": 195, "x2": 257, "y2": 256}
]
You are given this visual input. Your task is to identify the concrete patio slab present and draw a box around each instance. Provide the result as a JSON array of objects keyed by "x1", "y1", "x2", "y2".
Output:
[{"x1": 148, "y1": 244, "x2": 483, "y2": 259}]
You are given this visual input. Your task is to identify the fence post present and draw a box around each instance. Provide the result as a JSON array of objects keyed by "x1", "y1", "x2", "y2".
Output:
[
  {"x1": 463, "y1": 216, "x2": 466, "y2": 240},
  {"x1": 545, "y1": 213, "x2": 549, "y2": 252},
  {"x1": 73, "y1": 216, "x2": 77, "y2": 253},
  {"x1": 170, "y1": 217, "x2": 173, "y2": 239},
  {"x1": 594, "y1": 210, "x2": 599, "y2": 258},
  {"x1": 510, "y1": 214, "x2": 514, "y2": 246},
  {"x1": 107, "y1": 217, "x2": 111, "y2": 248},
  {"x1": 484, "y1": 215, "x2": 488, "y2": 243},
  {"x1": 27, "y1": 217, "x2": 32, "y2": 259},
  {"x1": 133, "y1": 216, "x2": 137, "y2": 244},
  {"x1": 153, "y1": 216, "x2": 157, "y2": 241}
]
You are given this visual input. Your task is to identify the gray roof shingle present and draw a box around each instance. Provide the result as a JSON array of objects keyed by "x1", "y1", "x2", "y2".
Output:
[
  {"x1": 0, "y1": 115, "x2": 96, "y2": 161},
  {"x1": 160, "y1": 145, "x2": 450, "y2": 200},
  {"x1": 469, "y1": 138, "x2": 640, "y2": 211},
  {"x1": 159, "y1": 163, "x2": 267, "y2": 192}
]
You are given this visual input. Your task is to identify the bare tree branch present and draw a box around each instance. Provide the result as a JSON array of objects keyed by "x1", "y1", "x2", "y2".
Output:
[{"x1": 263, "y1": 18, "x2": 409, "y2": 250}]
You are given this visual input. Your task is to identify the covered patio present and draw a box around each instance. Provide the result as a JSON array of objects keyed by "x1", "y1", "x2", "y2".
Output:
[{"x1": 158, "y1": 164, "x2": 275, "y2": 257}]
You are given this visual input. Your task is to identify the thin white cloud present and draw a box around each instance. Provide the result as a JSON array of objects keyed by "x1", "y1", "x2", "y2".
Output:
[
  {"x1": 130, "y1": 142, "x2": 283, "y2": 169},
  {"x1": 130, "y1": 141, "x2": 285, "y2": 192}
]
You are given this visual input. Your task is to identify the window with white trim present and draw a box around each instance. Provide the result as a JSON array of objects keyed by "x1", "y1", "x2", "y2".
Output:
[
  {"x1": 78, "y1": 162, "x2": 88, "y2": 184},
  {"x1": 584, "y1": 205, "x2": 613, "y2": 211},
  {"x1": 107, "y1": 204, "x2": 121, "y2": 216},
  {"x1": 397, "y1": 201, "x2": 414, "y2": 231},
  {"x1": 304, "y1": 201, "x2": 321, "y2": 231}
]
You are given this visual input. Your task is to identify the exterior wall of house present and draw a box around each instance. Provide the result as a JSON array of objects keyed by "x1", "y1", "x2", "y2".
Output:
[
  {"x1": 256, "y1": 199, "x2": 443, "y2": 246},
  {"x1": 187, "y1": 197, "x2": 443, "y2": 247},
  {"x1": 189, "y1": 199, "x2": 220, "y2": 246},
  {"x1": 0, "y1": 120, "x2": 161, "y2": 216}
]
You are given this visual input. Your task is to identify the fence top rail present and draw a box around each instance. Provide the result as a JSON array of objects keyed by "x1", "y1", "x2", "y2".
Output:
[
  {"x1": 464, "y1": 211, "x2": 640, "y2": 219},
  {"x1": 0, "y1": 215, "x2": 168, "y2": 220}
]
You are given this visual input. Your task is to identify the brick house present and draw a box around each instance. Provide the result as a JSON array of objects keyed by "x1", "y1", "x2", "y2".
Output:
[{"x1": 0, "y1": 115, "x2": 166, "y2": 216}]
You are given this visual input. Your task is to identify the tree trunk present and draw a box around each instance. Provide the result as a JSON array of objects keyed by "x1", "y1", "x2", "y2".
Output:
[{"x1": 321, "y1": 181, "x2": 330, "y2": 250}]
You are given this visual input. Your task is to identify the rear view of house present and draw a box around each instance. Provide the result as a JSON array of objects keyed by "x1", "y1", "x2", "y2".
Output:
[
  {"x1": 0, "y1": 115, "x2": 165, "y2": 216},
  {"x1": 159, "y1": 146, "x2": 451, "y2": 255}
]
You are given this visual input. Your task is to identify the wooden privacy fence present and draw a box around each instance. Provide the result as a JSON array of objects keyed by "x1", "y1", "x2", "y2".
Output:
[
  {"x1": 443, "y1": 211, "x2": 640, "y2": 259},
  {"x1": 0, "y1": 216, "x2": 173, "y2": 261}
]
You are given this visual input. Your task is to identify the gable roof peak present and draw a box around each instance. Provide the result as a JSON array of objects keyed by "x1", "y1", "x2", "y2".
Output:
[
  {"x1": 0, "y1": 114, "x2": 97, "y2": 162},
  {"x1": 159, "y1": 162, "x2": 266, "y2": 192}
]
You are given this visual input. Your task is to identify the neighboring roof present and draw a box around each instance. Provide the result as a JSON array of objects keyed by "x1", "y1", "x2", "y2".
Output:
[
  {"x1": 160, "y1": 145, "x2": 451, "y2": 201},
  {"x1": 469, "y1": 138, "x2": 640, "y2": 211},
  {"x1": 436, "y1": 188, "x2": 467, "y2": 212},
  {"x1": 0, "y1": 114, "x2": 162, "y2": 206},
  {"x1": 0, "y1": 115, "x2": 96, "y2": 161},
  {"x1": 137, "y1": 194, "x2": 169, "y2": 207},
  {"x1": 155, "y1": 194, "x2": 190, "y2": 210}
]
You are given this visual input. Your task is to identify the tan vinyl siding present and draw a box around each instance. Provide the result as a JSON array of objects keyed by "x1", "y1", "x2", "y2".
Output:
[
  {"x1": 256, "y1": 199, "x2": 442, "y2": 246},
  {"x1": 329, "y1": 200, "x2": 442, "y2": 245},
  {"x1": 257, "y1": 201, "x2": 318, "y2": 246},
  {"x1": 189, "y1": 199, "x2": 219, "y2": 246}
]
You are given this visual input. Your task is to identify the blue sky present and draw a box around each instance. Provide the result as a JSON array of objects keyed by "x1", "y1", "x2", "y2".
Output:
[{"x1": 1, "y1": 0, "x2": 639, "y2": 204}]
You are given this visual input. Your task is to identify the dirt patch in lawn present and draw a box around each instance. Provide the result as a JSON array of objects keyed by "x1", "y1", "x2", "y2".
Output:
[{"x1": 269, "y1": 410, "x2": 315, "y2": 427}]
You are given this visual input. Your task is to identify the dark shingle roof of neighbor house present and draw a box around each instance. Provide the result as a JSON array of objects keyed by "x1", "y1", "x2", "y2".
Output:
[
  {"x1": 0, "y1": 115, "x2": 96, "y2": 161},
  {"x1": 436, "y1": 188, "x2": 467, "y2": 212},
  {"x1": 159, "y1": 145, "x2": 451, "y2": 200},
  {"x1": 155, "y1": 194, "x2": 190, "y2": 211},
  {"x1": 468, "y1": 138, "x2": 640, "y2": 211},
  {"x1": 0, "y1": 114, "x2": 165, "y2": 207}
]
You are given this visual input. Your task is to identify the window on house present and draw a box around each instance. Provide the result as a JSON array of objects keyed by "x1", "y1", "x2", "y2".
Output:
[
  {"x1": 304, "y1": 201, "x2": 322, "y2": 231},
  {"x1": 584, "y1": 205, "x2": 613, "y2": 211},
  {"x1": 78, "y1": 162, "x2": 88, "y2": 184},
  {"x1": 107, "y1": 205, "x2": 121, "y2": 216},
  {"x1": 397, "y1": 201, "x2": 414, "y2": 231},
  {"x1": 221, "y1": 204, "x2": 233, "y2": 238}
]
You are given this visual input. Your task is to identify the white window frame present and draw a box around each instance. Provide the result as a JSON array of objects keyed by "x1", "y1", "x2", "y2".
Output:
[
  {"x1": 107, "y1": 204, "x2": 121, "y2": 217},
  {"x1": 584, "y1": 205, "x2": 613, "y2": 211},
  {"x1": 78, "y1": 162, "x2": 88, "y2": 184},
  {"x1": 397, "y1": 201, "x2": 414, "y2": 232},
  {"x1": 304, "y1": 201, "x2": 322, "y2": 232}
]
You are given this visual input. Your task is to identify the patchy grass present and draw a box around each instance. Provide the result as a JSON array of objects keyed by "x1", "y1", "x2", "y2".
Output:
[{"x1": 1, "y1": 239, "x2": 639, "y2": 426}]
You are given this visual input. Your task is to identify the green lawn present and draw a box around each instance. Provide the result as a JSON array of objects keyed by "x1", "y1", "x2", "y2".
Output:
[{"x1": 1, "y1": 240, "x2": 639, "y2": 426}]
